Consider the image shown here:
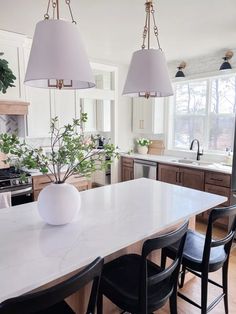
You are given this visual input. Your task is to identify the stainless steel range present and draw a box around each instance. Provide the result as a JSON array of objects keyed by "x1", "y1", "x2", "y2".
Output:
[{"x1": 0, "y1": 167, "x2": 33, "y2": 205}]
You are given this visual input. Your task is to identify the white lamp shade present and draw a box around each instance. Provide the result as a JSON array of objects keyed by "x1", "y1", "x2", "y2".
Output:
[
  {"x1": 123, "y1": 49, "x2": 173, "y2": 97},
  {"x1": 24, "y1": 19, "x2": 95, "y2": 89}
]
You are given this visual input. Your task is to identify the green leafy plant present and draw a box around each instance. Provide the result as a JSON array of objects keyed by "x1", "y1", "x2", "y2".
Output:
[
  {"x1": 0, "y1": 113, "x2": 119, "y2": 184},
  {"x1": 0, "y1": 58, "x2": 16, "y2": 94},
  {"x1": 136, "y1": 138, "x2": 152, "y2": 147}
]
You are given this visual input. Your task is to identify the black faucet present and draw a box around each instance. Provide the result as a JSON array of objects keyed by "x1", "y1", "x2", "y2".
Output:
[{"x1": 190, "y1": 139, "x2": 203, "y2": 161}]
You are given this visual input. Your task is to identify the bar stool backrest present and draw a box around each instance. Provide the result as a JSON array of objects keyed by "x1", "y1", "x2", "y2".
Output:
[
  {"x1": 139, "y1": 221, "x2": 189, "y2": 313},
  {"x1": 0, "y1": 257, "x2": 104, "y2": 314},
  {"x1": 203, "y1": 205, "x2": 236, "y2": 267}
]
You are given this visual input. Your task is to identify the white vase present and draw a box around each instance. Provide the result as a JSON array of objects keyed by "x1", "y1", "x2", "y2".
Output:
[
  {"x1": 37, "y1": 183, "x2": 81, "y2": 226},
  {"x1": 138, "y1": 145, "x2": 148, "y2": 155}
]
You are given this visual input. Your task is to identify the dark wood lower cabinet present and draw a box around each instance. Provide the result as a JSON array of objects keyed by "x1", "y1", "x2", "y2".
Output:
[
  {"x1": 158, "y1": 164, "x2": 180, "y2": 185},
  {"x1": 121, "y1": 157, "x2": 134, "y2": 181},
  {"x1": 158, "y1": 164, "x2": 204, "y2": 191},
  {"x1": 181, "y1": 168, "x2": 205, "y2": 191},
  {"x1": 158, "y1": 163, "x2": 232, "y2": 230}
]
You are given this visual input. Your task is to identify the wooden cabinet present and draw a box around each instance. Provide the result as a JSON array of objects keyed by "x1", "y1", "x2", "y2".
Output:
[
  {"x1": 158, "y1": 164, "x2": 180, "y2": 185},
  {"x1": 32, "y1": 174, "x2": 91, "y2": 201},
  {"x1": 181, "y1": 168, "x2": 205, "y2": 191},
  {"x1": 200, "y1": 171, "x2": 232, "y2": 229},
  {"x1": 158, "y1": 164, "x2": 204, "y2": 191},
  {"x1": 121, "y1": 157, "x2": 134, "y2": 182},
  {"x1": 132, "y1": 97, "x2": 164, "y2": 134},
  {"x1": 158, "y1": 163, "x2": 232, "y2": 229}
]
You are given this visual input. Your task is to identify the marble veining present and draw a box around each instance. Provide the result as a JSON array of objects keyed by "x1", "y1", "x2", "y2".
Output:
[{"x1": 0, "y1": 178, "x2": 226, "y2": 302}]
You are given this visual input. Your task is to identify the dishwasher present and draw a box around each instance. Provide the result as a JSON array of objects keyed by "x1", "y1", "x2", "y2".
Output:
[{"x1": 134, "y1": 159, "x2": 157, "y2": 180}]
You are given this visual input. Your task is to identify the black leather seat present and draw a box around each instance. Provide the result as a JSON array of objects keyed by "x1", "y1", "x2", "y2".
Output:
[
  {"x1": 0, "y1": 257, "x2": 103, "y2": 314},
  {"x1": 97, "y1": 222, "x2": 189, "y2": 314},
  {"x1": 166, "y1": 229, "x2": 227, "y2": 272},
  {"x1": 101, "y1": 254, "x2": 173, "y2": 313},
  {"x1": 162, "y1": 205, "x2": 236, "y2": 314}
]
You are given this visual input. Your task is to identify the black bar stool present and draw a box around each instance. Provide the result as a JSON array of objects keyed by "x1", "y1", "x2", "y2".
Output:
[
  {"x1": 97, "y1": 221, "x2": 188, "y2": 314},
  {"x1": 162, "y1": 205, "x2": 236, "y2": 314},
  {"x1": 0, "y1": 257, "x2": 104, "y2": 314}
]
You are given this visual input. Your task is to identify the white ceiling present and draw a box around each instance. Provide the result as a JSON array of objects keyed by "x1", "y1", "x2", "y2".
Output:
[{"x1": 0, "y1": 0, "x2": 235, "y2": 65}]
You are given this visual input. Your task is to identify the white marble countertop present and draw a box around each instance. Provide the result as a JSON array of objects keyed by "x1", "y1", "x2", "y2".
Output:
[
  {"x1": 121, "y1": 153, "x2": 232, "y2": 174},
  {"x1": 0, "y1": 178, "x2": 226, "y2": 302}
]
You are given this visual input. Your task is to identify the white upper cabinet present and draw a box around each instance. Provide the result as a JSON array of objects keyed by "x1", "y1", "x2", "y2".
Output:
[
  {"x1": 132, "y1": 97, "x2": 164, "y2": 134},
  {"x1": 51, "y1": 90, "x2": 76, "y2": 127},
  {"x1": 26, "y1": 87, "x2": 52, "y2": 138},
  {"x1": 0, "y1": 31, "x2": 25, "y2": 101},
  {"x1": 24, "y1": 44, "x2": 52, "y2": 138},
  {"x1": 79, "y1": 98, "x2": 97, "y2": 133},
  {"x1": 96, "y1": 100, "x2": 111, "y2": 132}
]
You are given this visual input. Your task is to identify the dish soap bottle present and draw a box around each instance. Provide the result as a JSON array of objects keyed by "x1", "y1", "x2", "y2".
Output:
[{"x1": 225, "y1": 147, "x2": 233, "y2": 166}]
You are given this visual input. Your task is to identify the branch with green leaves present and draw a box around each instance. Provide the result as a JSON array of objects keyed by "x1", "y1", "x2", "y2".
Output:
[{"x1": 0, "y1": 114, "x2": 119, "y2": 184}]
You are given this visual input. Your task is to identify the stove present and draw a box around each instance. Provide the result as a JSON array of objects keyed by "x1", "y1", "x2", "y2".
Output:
[{"x1": 0, "y1": 167, "x2": 33, "y2": 205}]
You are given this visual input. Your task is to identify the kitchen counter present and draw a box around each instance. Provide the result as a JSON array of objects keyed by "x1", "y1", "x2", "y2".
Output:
[
  {"x1": 121, "y1": 153, "x2": 232, "y2": 174},
  {"x1": 0, "y1": 178, "x2": 226, "y2": 303}
]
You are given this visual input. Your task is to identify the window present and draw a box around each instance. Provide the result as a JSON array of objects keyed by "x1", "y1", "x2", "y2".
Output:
[{"x1": 171, "y1": 75, "x2": 236, "y2": 152}]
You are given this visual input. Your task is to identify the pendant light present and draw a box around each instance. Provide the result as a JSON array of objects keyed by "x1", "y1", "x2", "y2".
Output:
[
  {"x1": 24, "y1": 0, "x2": 95, "y2": 90},
  {"x1": 123, "y1": 0, "x2": 173, "y2": 98},
  {"x1": 219, "y1": 50, "x2": 234, "y2": 71},
  {"x1": 175, "y1": 62, "x2": 186, "y2": 78}
]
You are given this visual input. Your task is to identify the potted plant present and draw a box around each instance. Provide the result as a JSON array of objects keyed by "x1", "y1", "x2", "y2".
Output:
[
  {"x1": 136, "y1": 138, "x2": 152, "y2": 155},
  {"x1": 0, "y1": 114, "x2": 118, "y2": 225},
  {"x1": 0, "y1": 54, "x2": 16, "y2": 94}
]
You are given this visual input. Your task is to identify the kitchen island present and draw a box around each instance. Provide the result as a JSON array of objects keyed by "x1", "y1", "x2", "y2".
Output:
[{"x1": 0, "y1": 178, "x2": 227, "y2": 312}]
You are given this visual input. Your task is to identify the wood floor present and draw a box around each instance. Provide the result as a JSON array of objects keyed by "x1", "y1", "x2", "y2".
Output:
[{"x1": 158, "y1": 222, "x2": 236, "y2": 314}]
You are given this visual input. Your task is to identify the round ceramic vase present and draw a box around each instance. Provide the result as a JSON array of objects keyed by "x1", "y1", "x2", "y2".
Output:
[
  {"x1": 138, "y1": 145, "x2": 148, "y2": 155},
  {"x1": 37, "y1": 183, "x2": 81, "y2": 226}
]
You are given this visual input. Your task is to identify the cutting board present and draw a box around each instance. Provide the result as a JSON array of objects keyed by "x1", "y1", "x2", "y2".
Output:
[
  {"x1": 148, "y1": 140, "x2": 165, "y2": 155},
  {"x1": 0, "y1": 152, "x2": 9, "y2": 169}
]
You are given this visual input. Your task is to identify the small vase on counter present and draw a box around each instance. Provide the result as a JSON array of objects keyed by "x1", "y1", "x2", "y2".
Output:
[
  {"x1": 136, "y1": 138, "x2": 151, "y2": 155},
  {"x1": 137, "y1": 145, "x2": 148, "y2": 155}
]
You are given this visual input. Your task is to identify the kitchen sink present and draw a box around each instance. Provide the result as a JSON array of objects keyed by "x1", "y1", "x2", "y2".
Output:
[{"x1": 171, "y1": 159, "x2": 213, "y2": 166}]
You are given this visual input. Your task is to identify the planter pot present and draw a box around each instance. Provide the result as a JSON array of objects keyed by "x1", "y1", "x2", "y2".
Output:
[
  {"x1": 137, "y1": 145, "x2": 148, "y2": 155},
  {"x1": 37, "y1": 183, "x2": 81, "y2": 226}
]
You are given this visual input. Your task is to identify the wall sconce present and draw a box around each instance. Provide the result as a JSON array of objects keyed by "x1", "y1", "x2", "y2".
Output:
[
  {"x1": 219, "y1": 50, "x2": 234, "y2": 71},
  {"x1": 175, "y1": 61, "x2": 186, "y2": 78}
]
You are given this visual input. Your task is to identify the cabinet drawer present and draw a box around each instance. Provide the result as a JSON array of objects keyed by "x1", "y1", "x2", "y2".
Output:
[
  {"x1": 205, "y1": 172, "x2": 231, "y2": 188},
  {"x1": 122, "y1": 157, "x2": 134, "y2": 167},
  {"x1": 205, "y1": 184, "x2": 230, "y2": 206}
]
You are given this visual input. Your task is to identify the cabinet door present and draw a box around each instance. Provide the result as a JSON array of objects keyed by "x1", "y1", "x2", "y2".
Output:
[
  {"x1": 52, "y1": 90, "x2": 76, "y2": 127},
  {"x1": 96, "y1": 99, "x2": 111, "y2": 132},
  {"x1": 26, "y1": 87, "x2": 52, "y2": 137},
  {"x1": 181, "y1": 168, "x2": 205, "y2": 191},
  {"x1": 133, "y1": 98, "x2": 152, "y2": 133},
  {"x1": 122, "y1": 165, "x2": 134, "y2": 181},
  {"x1": 132, "y1": 98, "x2": 164, "y2": 134},
  {"x1": 24, "y1": 47, "x2": 52, "y2": 137},
  {"x1": 158, "y1": 164, "x2": 179, "y2": 185},
  {"x1": 81, "y1": 98, "x2": 97, "y2": 132},
  {"x1": 0, "y1": 33, "x2": 25, "y2": 101}
]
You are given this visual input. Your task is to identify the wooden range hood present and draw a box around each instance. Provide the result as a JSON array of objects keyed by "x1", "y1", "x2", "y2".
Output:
[{"x1": 0, "y1": 100, "x2": 29, "y2": 115}]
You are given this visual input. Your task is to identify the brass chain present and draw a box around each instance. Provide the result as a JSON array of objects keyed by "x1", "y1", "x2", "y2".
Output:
[
  {"x1": 141, "y1": 1, "x2": 161, "y2": 50},
  {"x1": 65, "y1": 0, "x2": 77, "y2": 24},
  {"x1": 43, "y1": 0, "x2": 77, "y2": 24},
  {"x1": 151, "y1": 4, "x2": 161, "y2": 50},
  {"x1": 44, "y1": 0, "x2": 51, "y2": 19},
  {"x1": 52, "y1": 0, "x2": 57, "y2": 19}
]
